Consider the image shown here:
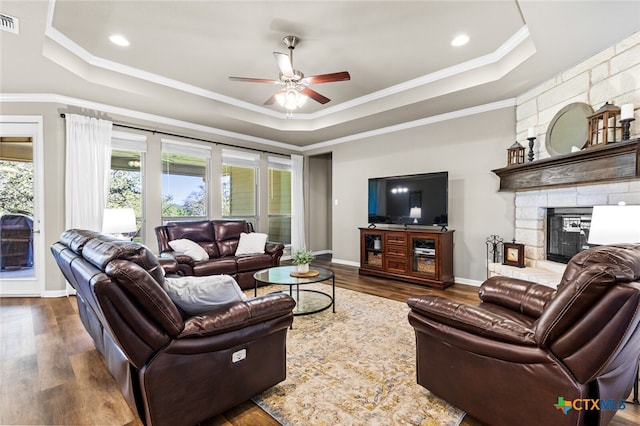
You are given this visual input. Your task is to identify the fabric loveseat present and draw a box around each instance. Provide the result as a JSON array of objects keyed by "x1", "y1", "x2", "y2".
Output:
[
  {"x1": 155, "y1": 219, "x2": 284, "y2": 289},
  {"x1": 407, "y1": 243, "x2": 640, "y2": 426},
  {"x1": 51, "y1": 229, "x2": 295, "y2": 426}
]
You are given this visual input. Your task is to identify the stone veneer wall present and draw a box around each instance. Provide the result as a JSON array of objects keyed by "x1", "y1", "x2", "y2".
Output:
[
  {"x1": 512, "y1": 31, "x2": 640, "y2": 269},
  {"x1": 516, "y1": 31, "x2": 639, "y2": 152}
]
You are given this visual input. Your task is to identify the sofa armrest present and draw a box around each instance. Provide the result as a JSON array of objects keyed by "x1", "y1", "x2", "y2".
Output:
[
  {"x1": 179, "y1": 293, "x2": 296, "y2": 338},
  {"x1": 159, "y1": 251, "x2": 195, "y2": 267},
  {"x1": 265, "y1": 241, "x2": 285, "y2": 256},
  {"x1": 407, "y1": 295, "x2": 537, "y2": 345},
  {"x1": 479, "y1": 276, "x2": 556, "y2": 318},
  {"x1": 158, "y1": 258, "x2": 180, "y2": 275}
]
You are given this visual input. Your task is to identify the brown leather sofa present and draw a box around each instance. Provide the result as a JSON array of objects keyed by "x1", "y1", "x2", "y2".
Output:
[
  {"x1": 155, "y1": 220, "x2": 284, "y2": 289},
  {"x1": 51, "y1": 229, "x2": 295, "y2": 426},
  {"x1": 407, "y1": 243, "x2": 640, "y2": 426}
]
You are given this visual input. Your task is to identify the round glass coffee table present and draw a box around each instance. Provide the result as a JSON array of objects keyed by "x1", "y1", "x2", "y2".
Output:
[{"x1": 253, "y1": 265, "x2": 335, "y2": 315}]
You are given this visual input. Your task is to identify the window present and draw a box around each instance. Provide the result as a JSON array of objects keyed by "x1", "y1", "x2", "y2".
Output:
[
  {"x1": 107, "y1": 133, "x2": 146, "y2": 240},
  {"x1": 268, "y1": 156, "x2": 292, "y2": 244},
  {"x1": 162, "y1": 140, "x2": 210, "y2": 223},
  {"x1": 221, "y1": 149, "x2": 258, "y2": 225}
]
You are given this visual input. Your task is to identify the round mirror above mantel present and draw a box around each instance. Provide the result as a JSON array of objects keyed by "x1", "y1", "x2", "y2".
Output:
[{"x1": 545, "y1": 102, "x2": 594, "y2": 156}]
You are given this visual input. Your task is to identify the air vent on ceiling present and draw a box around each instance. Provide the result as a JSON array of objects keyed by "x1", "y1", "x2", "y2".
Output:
[{"x1": 0, "y1": 13, "x2": 19, "y2": 34}]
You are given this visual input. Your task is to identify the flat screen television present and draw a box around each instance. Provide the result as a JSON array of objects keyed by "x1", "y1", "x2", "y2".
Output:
[{"x1": 368, "y1": 171, "x2": 448, "y2": 227}]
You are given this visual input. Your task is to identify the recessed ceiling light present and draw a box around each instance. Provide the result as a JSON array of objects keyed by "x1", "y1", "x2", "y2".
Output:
[
  {"x1": 451, "y1": 34, "x2": 469, "y2": 47},
  {"x1": 109, "y1": 34, "x2": 130, "y2": 47}
]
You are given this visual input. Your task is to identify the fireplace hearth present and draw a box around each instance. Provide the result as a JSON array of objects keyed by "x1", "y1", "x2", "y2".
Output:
[{"x1": 546, "y1": 207, "x2": 592, "y2": 264}]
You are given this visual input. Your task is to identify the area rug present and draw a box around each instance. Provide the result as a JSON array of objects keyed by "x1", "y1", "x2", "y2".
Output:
[{"x1": 247, "y1": 284, "x2": 466, "y2": 426}]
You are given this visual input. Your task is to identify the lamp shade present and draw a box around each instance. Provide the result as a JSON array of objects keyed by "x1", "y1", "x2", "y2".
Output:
[
  {"x1": 102, "y1": 208, "x2": 137, "y2": 236},
  {"x1": 409, "y1": 207, "x2": 422, "y2": 223},
  {"x1": 587, "y1": 205, "x2": 640, "y2": 245}
]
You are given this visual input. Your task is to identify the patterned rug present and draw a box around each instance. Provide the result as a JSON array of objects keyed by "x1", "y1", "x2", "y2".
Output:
[{"x1": 247, "y1": 283, "x2": 466, "y2": 426}]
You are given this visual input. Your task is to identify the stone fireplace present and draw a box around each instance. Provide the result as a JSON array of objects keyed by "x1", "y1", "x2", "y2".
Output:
[
  {"x1": 488, "y1": 139, "x2": 640, "y2": 287},
  {"x1": 514, "y1": 180, "x2": 640, "y2": 265},
  {"x1": 487, "y1": 180, "x2": 640, "y2": 287}
]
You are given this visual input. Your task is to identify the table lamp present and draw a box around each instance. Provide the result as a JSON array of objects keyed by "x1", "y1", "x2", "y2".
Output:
[
  {"x1": 409, "y1": 207, "x2": 422, "y2": 224},
  {"x1": 102, "y1": 208, "x2": 137, "y2": 240},
  {"x1": 588, "y1": 203, "x2": 640, "y2": 245}
]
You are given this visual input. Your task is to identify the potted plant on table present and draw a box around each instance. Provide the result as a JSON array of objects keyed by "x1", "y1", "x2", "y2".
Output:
[{"x1": 292, "y1": 250, "x2": 314, "y2": 273}]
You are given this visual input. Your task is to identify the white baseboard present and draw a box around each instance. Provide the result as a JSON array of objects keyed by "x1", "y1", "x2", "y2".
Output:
[
  {"x1": 43, "y1": 289, "x2": 70, "y2": 298},
  {"x1": 331, "y1": 258, "x2": 360, "y2": 267},
  {"x1": 454, "y1": 277, "x2": 483, "y2": 287}
]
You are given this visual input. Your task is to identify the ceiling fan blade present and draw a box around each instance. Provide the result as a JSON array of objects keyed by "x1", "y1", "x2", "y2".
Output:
[
  {"x1": 302, "y1": 71, "x2": 351, "y2": 85},
  {"x1": 264, "y1": 89, "x2": 285, "y2": 105},
  {"x1": 300, "y1": 87, "x2": 330, "y2": 104},
  {"x1": 229, "y1": 76, "x2": 282, "y2": 84},
  {"x1": 274, "y1": 52, "x2": 294, "y2": 78}
]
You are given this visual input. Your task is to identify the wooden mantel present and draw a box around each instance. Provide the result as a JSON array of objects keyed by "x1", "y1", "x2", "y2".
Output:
[{"x1": 492, "y1": 138, "x2": 640, "y2": 191}]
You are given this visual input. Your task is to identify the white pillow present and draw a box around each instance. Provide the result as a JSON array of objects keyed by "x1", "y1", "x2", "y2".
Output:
[
  {"x1": 168, "y1": 239, "x2": 209, "y2": 261},
  {"x1": 163, "y1": 275, "x2": 247, "y2": 315},
  {"x1": 235, "y1": 232, "x2": 267, "y2": 255}
]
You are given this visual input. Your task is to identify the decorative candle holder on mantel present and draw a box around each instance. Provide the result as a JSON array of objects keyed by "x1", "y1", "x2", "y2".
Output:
[
  {"x1": 620, "y1": 103, "x2": 635, "y2": 141},
  {"x1": 527, "y1": 127, "x2": 536, "y2": 162}
]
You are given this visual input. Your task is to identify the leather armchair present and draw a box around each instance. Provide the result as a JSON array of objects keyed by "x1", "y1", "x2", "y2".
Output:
[
  {"x1": 407, "y1": 243, "x2": 640, "y2": 426},
  {"x1": 51, "y1": 229, "x2": 295, "y2": 426}
]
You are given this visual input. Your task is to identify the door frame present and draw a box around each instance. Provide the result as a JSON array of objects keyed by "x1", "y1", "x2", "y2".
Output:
[{"x1": 0, "y1": 116, "x2": 45, "y2": 296}]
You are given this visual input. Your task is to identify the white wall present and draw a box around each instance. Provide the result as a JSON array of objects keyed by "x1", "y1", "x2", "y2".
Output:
[{"x1": 326, "y1": 107, "x2": 517, "y2": 283}]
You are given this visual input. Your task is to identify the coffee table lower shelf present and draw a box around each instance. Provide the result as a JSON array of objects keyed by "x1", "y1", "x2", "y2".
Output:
[{"x1": 271, "y1": 287, "x2": 333, "y2": 316}]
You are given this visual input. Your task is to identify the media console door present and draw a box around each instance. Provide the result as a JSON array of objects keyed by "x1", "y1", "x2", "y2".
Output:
[{"x1": 358, "y1": 228, "x2": 454, "y2": 289}]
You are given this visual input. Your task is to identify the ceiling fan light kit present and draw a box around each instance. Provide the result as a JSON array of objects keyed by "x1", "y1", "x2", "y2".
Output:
[{"x1": 229, "y1": 35, "x2": 350, "y2": 117}]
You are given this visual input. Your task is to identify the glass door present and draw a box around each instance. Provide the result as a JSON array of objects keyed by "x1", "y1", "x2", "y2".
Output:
[
  {"x1": 411, "y1": 236, "x2": 437, "y2": 278},
  {"x1": 0, "y1": 118, "x2": 44, "y2": 296},
  {"x1": 361, "y1": 230, "x2": 384, "y2": 269}
]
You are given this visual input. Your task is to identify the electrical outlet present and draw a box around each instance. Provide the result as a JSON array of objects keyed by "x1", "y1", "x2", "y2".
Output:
[{"x1": 232, "y1": 349, "x2": 246, "y2": 363}]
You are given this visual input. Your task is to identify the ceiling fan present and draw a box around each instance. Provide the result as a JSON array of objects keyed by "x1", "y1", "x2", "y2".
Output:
[{"x1": 229, "y1": 35, "x2": 350, "y2": 112}]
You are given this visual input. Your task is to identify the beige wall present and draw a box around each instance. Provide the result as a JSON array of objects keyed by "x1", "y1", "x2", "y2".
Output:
[{"x1": 311, "y1": 107, "x2": 517, "y2": 283}]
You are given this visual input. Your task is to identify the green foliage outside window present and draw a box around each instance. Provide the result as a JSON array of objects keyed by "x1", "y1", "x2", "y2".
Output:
[{"x1": 0, "y1": 160, "x2": 33, "y2": 216}]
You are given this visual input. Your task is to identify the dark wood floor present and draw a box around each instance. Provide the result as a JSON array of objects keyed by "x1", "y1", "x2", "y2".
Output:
[{"x1": 0, "y1": 256, "x2": 638, "y2": 425}]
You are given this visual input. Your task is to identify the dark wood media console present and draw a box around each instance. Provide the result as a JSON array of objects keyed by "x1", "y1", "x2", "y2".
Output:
[{"x1": 359, "y1": 228, "x2": 454, "y2": 289}]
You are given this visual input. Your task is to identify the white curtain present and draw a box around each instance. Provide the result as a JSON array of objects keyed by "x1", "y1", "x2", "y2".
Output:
[
  {"x1": 64, "y1": 114, "x2": 112, "y2": 231},
  {"x1": 290, "y1": 154, "x2": 306, "y2": 252}
]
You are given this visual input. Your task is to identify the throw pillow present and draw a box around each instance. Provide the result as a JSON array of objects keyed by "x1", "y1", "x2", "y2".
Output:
[
  {"x1": 168, "y1": 239, "x2": 209, "y2": 261},
  {"x1": 163, "y1": 275, "x2": 247, "y2": 315},
  {"x1": 235, "y1": 232, "x2": 267, "y2": 255}
]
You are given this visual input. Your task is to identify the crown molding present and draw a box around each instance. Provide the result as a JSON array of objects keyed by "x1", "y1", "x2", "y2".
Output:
[
  {"x1": 1, "y1": 93, "x2": 516, "y2": 151},
  {"x1": 0, "y1": 93, "x2": 301, "y2": 150},
  {"x1": 300, "y1": 98, "x2": 516, "y2": 151}
]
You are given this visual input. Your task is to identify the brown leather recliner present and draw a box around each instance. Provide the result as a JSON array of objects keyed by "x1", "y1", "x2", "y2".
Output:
[
  {"x1": 407, "y1": 243, "x2": 640, "y2": 426},
  {"x1": 155, "y1": 220, "x2": 284, "y2": 289},
  {"x1": 51, "y1": 229, "x2": 295, "y2": 426}
]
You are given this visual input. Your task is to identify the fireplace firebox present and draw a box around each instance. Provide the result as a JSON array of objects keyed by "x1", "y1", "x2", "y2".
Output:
[{"x1": 546, "y1": 207, "x2": 592, "y2": 264}]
